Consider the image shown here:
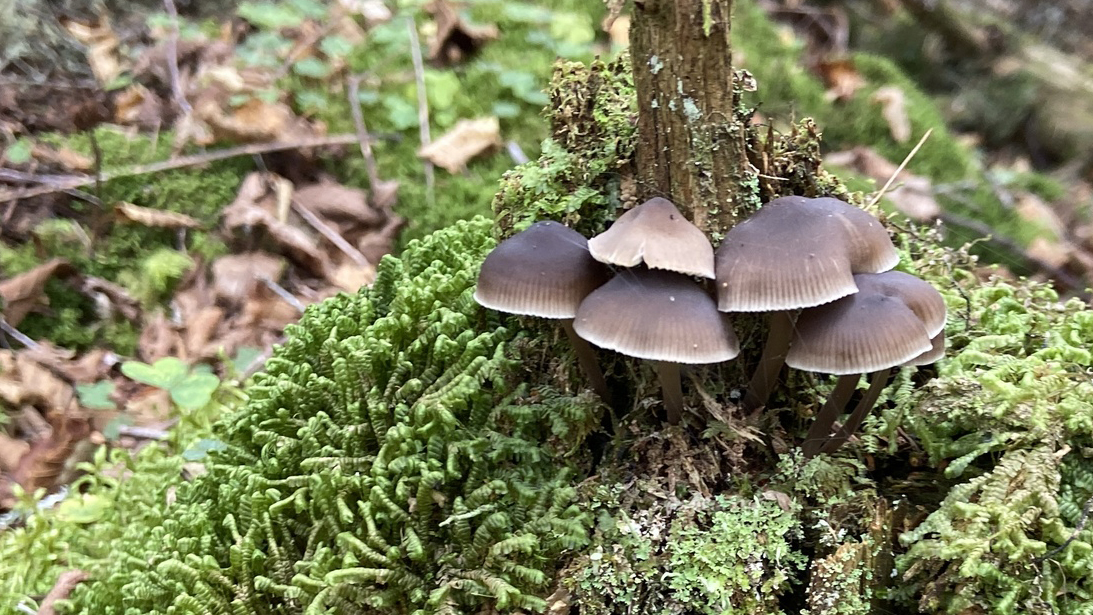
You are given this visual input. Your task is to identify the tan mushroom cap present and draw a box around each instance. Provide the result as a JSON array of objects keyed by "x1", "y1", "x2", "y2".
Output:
[
  {"x1": 474, "y1": 221, "x2": 610, "y2": 319},
  {"x1": 786, "y1": 292, "x2": 933, "y2": 375},
  {"x1": 854, "y1": 270, "x2": 947, "y2": 338},
  {"x1": 906, "y1": 333, "x2": 946, "y2": 366},
  {"x1": 573, "y1": 269, "x2": 739, "y2": 364},
  {"x1": 588, "y1": 197, "x2": 716, "y2": 279},
  {"x1": 715, "y1": 196, "x2": 899, "y2": 312}
]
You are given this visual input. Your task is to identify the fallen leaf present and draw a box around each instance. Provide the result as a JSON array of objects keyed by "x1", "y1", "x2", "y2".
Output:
[
  {"x1": 183, "y1": 307, "x2": 224, "y2": 359},
  {"x1": 0, "y1": 433, "x2": 29, "y2": 473},
  {"x1": 426, "y1": 0, "x2": 499, "y2": 65},
  {"x1": 62, "y1": 16, "x2": 124, "y2": 87},
  {"x1": 115, "y1": 202, "x2": 202, "y2": 229},
  {"x1": 76, "y1": 275, "x2": 142, "y2": 322},
  {"x1": 871, "y1": 86, "x2": 911, "y2": 143},
  {"x1": 1026, "y1": 236, "x2": 1071, "y2": 269},
  {"x1": 330, "y1": 260, "x2": 376, "y2": 292},
  {"x1": 817, "y1": 58, "x2": 865, "y2": 102},
  {"x1": 113, "y1": 84, "x2": 165, "y2": 127},
  {"x1": 31, "y1": 143, "x2": 94, "y2": 173},
  {"x1": 825, "y1": 147, "x2": 941, "y2": 222},
  {"x1": 36, "y1": 569, "x2": 90, "y2": 615},
  {"x1": 418, "y1": 117, "x2": 502, "y2": 173},
  {"x1": 0, "y1": 413, "x2": 91, "y2": 510},
  {"x1": 340, "y1": 0, "x2": 392, "y2": 24},
  {"x1": 294, "y1": 181, "x2": 384, "y2": 226},
  {"x1": 138, "y1": 310, "x2": 183, "y2": 363},
  {"x1": 0, "y1": 259, "x2": 76, "y2": 326},
  {"x1": 211, "y1": 252, "x2": 287, "y2": 303}
]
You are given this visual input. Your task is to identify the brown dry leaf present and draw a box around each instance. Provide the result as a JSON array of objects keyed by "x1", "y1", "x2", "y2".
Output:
[
  {"x1": 295, "y1": 181, "x2": 384, "y2": 226},
  {"x1": 183, "y1": 307, "x2": 225, "y2": 359},
  {"x1": 115, "y1": 202, "x2": 202, "y2": 229},
  {"x1": 14, "y1": 353, "x2": 79, "y2": 412},
  {"x1": 0, "y1": 433, "x2": 29, "y2": 473},
  {"x1": 606, "y1": 14, "x2": 630, "y2": 47},
  {"x1": 22, "y1": 345, "x2": 118, "y2": 384},
  {"x1": 31, "y1": 143, "x2": 94, "y2": 173},
  {"x1": 113, "y1": 84, "x2": 165, "y2": 127},
  {"x1": 371, "y1": 179, "x2": 401, "y2": 211},
  {"x1": 1015, "y1": 192, "x2": 1067, "y2": 238},
  {"x1": 76, "y1": 276, "x2": 142, "y2": 322},
  {"x1": 825, "y1": 147, "x2": 941, "y2": 222},
  {"x1": 202, "y1": 97, "x2": 322, "y2": 144},
  {"x1": 222, "y1": 173, "x2": 331, "y2": 277},
  {"x1": 1026, "y1": 236, "x2": 1072, "y2": 269},
  {"x1": 426, "y1": 0, "x2": 499, "y2": 65},
  {"x1": 340, "y1": 0, "x2": 392, "y2": 24},
  {"x1": 0, "y1": 413, "x2": 91, "y2": 510},
  {"x1": 330, "y1": 261, "x2": 376, "y2": 292},
  {"x1": 818, "y1": 58, "x2": 865, "y2": 102},
  {"x1": 62, "y1": 16, "x2": 124, "y2": 86},
  {"x1": 211, "y1": 252, "x2": 287, "y2": 304},
  {"x1": 419, "y1": 117, "x2": 501, "y2": 173},
  {"x1": 125, "y1": 387, "x2": 173, "y2": 424},
  {"x1": 0, "y1": 259, "x2": 76, "y2": 326},
  {"x1": 871, "y1": 86, "x2": 911, "y2": 143},
  {"x1": 138, "y1": 311, "x2": 183, "y2": 363}
]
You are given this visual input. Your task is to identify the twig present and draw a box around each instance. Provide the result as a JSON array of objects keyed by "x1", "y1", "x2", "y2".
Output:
[
  {"x1": 406, "y1": 16, "x2": 435, "y2": 208},
  {"x1": 347, "y1": 75, "x2": 382, "y2": 191},
  {"x1": 161, "y1": 0, "x2": 192, "y2": 116},
  {"x1": 867, "y1": 128, "x2": 933, "y2": 209},
  {"x1": 0, "y1": 318, "x2": 38, "y2": 349},
  {"x1": 1036, "y1": 494, "x2": 1093, "y2": 564},
  {"x1": 35, "y1": 570, "x2": 90, "y2": 615},
  {"x1": 0, "y1": 134, "x2": 375, "y2": 202},
  {"x1": 257, "y1": 275, "x2": 306, "y2": 314},
  {"x1": 290, "y1": 198, "x2": 372, "y2": 270}
]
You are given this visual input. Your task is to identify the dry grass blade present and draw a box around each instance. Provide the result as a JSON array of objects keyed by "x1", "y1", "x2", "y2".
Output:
[
  {"x1": 115, "y1": 202, "x2": 201, "y2": 228},
  {"x1": 867, "y1": 127, "x2": 934, "y2": 209}
]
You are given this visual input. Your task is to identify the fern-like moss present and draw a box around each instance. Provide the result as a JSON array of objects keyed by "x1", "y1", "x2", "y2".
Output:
[{"x1": 61, "y1": 218, "x2": 595, "y2": 615}]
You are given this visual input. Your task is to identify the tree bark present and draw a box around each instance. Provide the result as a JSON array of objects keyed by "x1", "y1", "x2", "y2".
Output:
[{"x1": 629, "y1": 0, "x2": 757, "y2": 239}]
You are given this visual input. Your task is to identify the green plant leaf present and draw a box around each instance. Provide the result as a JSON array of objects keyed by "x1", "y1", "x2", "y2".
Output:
[
  {"x1": 56, "y1": 494, "x2": 111, "y2": 524},
  {"x1": 77, "y1": 381, "x2": 117, "y2": 411},
  {"x1": 169, "y1": 373, "x2": 221, "y2": 410},
  {"x1": 231, "y1": 346, "x2": 263, "y2": 374},
  {"x1": 293, "y1": 57, "x2": 331, "y2": 79},
  {"x1": 383, "y1": 95, "x2": 419, "y2": 130},
  {"x1": 4, "y1": 138, "x2": 32, "y2": 165},
  {"x1": 102, "y1": 415, "x2": 133, "y2": 441},
  {"x1": 182, "y1": 438, "x2": 228, "y2": 461},
  {"x1": 121, "y1": 357, "x2": 188, "y2": 390},
  {"x1": 319, "y1": 34, "x2": 354, "y2": 59},
  {"x1": 425, "y1": 70, "x2": 461, "y2": 111},
  {"x1": 237, "y1": 1, "x2": 304, "y2": 29}
]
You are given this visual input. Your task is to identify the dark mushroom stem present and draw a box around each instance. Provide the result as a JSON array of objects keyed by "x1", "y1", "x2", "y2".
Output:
[
  {"x1": 819, "y1": 367, "x2": 892, "y2": 455},
  {"x1": 743, "y1": 310, "x2": 797, "y2": 412},
  {"x1": 801, "y1": 373, "x2": 861, "y2": 458},
  {"x1": 561, "y1": 319, "x2": 610, "y2": 405},
  {"x1": 654, "y1": 361, "x2": 684, "y2": 425}
]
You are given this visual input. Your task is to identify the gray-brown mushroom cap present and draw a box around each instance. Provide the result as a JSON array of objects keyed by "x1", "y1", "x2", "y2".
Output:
[
  {"x1": 854, "y1": 270, "x2": 947, "y2": 338},
  {"x1": 474, "y1": 221, "x2": 610, "y2": 319},
  {"x1": 588, "y1": 197, "x2": 716, "y2": 279},
  {"x1": 906, "y1": 333, "x2": 946, "y2": 366},
  {"x1": 786, "y1": 292, "x2": 932, "y2": 375},
  {"x1": 715, "y1": 195, "x2": 899, "y2": 312},
  {"x1": 573, "y1": 269, "x2": 739, "y2": 364}
]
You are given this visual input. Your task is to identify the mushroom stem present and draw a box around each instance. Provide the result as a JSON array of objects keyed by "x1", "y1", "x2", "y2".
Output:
[
  {"x1": 819, "y1": 368, "x2": 892, "y2": 455},
  {"x1": 802, "y1": 373, "x2": 860, "y2": 457},
  {"x1": 561, "y1": 319, "x2": 611, "y2": 404},
  {"x1": 743, "y1": 310, "x2": 797, "y2": 412},
  {"x1": 655, "y1": 361, "x2": 684, "y2": 425}
]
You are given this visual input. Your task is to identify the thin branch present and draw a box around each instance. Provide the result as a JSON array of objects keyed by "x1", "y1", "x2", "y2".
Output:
[
  {"x1": 1037, "y1": 494, "x2": 1093, "y2": 564},
  {"x1": 867, "y1": 128, "x2": 933, "y2": 209},
  {"x1": 0, "y1": 318, "x2": 38, "y2": 349},
  {"x1": 256, "y1": 275, "x2": 306, "y2": 314},
  {"x1": 406, "y1": 16, "x2": 435, "y2": 208},
  {"x1": 161, "y1": 0, "x2": 192, "y2": 116},
  {"x1": 0, "y1": 134, "x2": 373, "y2": 202},
  {"x1": 346, "y1": 75, "x2": 382, "y2": 191},
  {"x1": 35, "y1": 570, "x2": 90, "y2": 615},
  {"x1": 290, "y1": 198, "x2": 372, "y2": 270}
]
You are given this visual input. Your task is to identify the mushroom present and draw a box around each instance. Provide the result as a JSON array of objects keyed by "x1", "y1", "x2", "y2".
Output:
[
  {"x1": 714, "y1": 196, "x2": 899, "y2": 412},
  {"x1": 588, "y1": 197, "x2": 716, "y2": 279},
  {"x1": 572, "y1": 269, "x2": 739, "y2": 424},
  {"x1": 786, "y1": 270, "x2": 946, "y2": 457},
  {"x1": 474, "y1": 221, "x2": 612, "y2": 402}
]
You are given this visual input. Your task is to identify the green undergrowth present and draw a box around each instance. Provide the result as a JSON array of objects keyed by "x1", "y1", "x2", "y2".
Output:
[
  {"x1": 47, "y1": 218, "x2": 599, "y2": 614},
  {"x1": 731, "y1": 0, "x2": 1064, "y2": 267}
]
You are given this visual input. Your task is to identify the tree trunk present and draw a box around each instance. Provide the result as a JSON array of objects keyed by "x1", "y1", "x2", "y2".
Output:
[{"x1": 629, "y1": 0, "x2": 757, "y2": 239}]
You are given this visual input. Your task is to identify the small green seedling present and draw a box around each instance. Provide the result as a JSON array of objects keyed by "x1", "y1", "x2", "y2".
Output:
[
  {"x1": 120, "y1": 357, "x2": 220, "y2": 410},
  {"x1": 76, "y1": 381, "x2": 117, "y2": 411}
]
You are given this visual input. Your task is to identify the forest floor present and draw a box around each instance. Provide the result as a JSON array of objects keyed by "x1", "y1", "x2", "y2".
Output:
[{"x1": 2, "y1": 0, "x2": 1093, "y2": 609}]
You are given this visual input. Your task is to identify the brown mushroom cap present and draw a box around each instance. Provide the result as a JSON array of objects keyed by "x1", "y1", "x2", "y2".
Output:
[
  {"x1": 854, "y1": 270, "x2": 947, "y2": 338},
  {"x1": 906, "y1": 333, "x2": 946, "y2": 366},
  {"x1": 786, "y1": 292, "x2": 932, "y2": 375},
  {"x1": 474, "y1": 221, "x2": 610, "y2": 318},
  {"x1": 715, "y1": 196, "x2": 899, "y2": 312},
  {"x1": 573, "y1": 269, "x2": 739, "y2": 364},
  {"x1": 588, "y1": 197, "x2": 716, "y2": 278}
]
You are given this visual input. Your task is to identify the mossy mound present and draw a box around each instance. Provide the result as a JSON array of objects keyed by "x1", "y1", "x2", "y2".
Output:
[{"x1": 60, "y1": 218, "x2": 598, "y2": 614}]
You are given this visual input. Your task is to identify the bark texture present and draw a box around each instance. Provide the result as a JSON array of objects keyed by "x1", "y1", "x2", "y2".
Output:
[{"x1": 629, "y1": 0, "x2": 758, "y2": 239}]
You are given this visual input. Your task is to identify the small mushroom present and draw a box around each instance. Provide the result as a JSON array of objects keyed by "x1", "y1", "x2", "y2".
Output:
[
  {"x1": 715, "y1": 196, "x2": 899, "y2": 412},
  {"x1": 787, "y1": 270, "x2": 945, "y2": 457},
  {"x1": 588, "y1": 197, "x2": 716, "y2": 278},
  {"x1": 474, "y1": 221, "x2": 612, "y2": 401},
  {"x1": 572, "y1": 269, "x2": 739, "y2": 424}
]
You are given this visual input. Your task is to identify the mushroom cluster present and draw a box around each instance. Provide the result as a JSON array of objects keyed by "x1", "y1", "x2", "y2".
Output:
[{"x1": 474, "y1": 194, "x2": 946, "y2": 455}]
